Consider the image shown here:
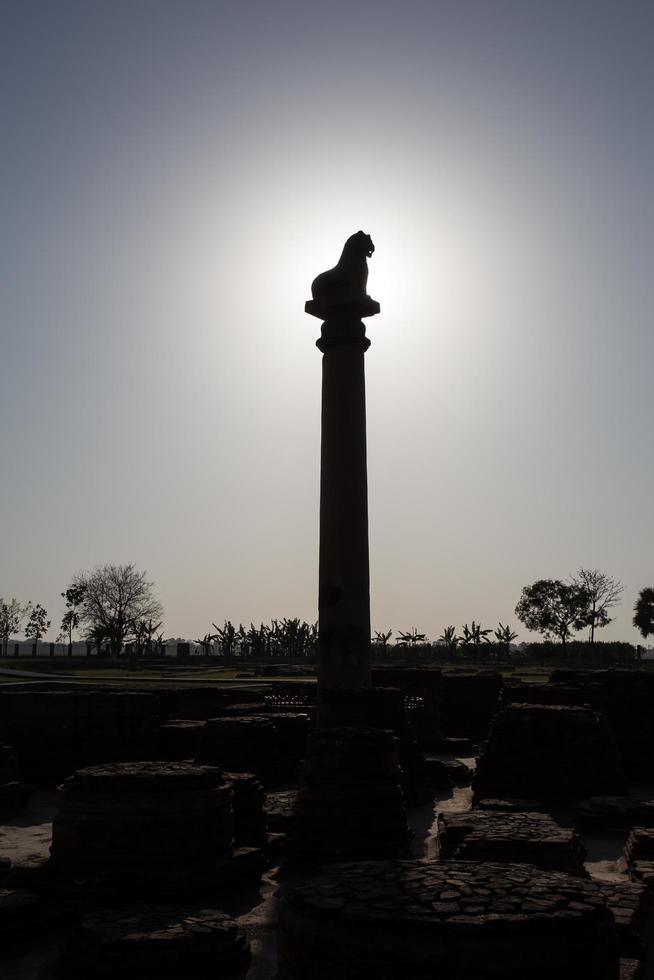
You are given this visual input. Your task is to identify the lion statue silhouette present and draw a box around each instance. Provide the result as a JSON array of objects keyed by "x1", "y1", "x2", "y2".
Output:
[{"x1": 311, "y1": 231, "x2": 375, "y2": 303}]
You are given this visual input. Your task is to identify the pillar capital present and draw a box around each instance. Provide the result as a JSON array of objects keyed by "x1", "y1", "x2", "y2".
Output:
[
  {"x1": 315, "y1": 319, "x2": 371, "y2": 354},
  {"x1": 306, "y1": 298, "x2": 379, "y2": 353}
]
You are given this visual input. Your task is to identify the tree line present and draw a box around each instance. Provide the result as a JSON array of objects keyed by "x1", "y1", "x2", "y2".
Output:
[{"x1": 1, "y1": 563, "x2": 654, "y2": 658}]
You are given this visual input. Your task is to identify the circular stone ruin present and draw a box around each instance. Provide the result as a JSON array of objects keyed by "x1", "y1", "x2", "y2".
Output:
[
  {"x1": 49, "y1": 761, "x2": 233, "y2": 895},
  {"x1": 53, "y1": 906, "x2": 250, "y2": 979},
  {"x1": 277, "y1": 860, "x2": 619, "y2": 979}
]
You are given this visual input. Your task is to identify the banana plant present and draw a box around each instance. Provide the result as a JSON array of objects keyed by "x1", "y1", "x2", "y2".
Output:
[
  {"x1": 438, "y1": 625, "x2": 460, "y2": 650},
  {"x1": 396, "y1": 627, "x2": 427, "y2": 647},
  {"x1": 493, "y1": 622, "x2": 518, "y2": 657},
  {"x1": 211, "y1": 620, "x2": 237, "y2": 658},
  {"x1": 373, "y1": 629, "x2": 393, "y2": 648},
  {"x1": 460, "y1": 621, "x2": 493, "y2": 651}
]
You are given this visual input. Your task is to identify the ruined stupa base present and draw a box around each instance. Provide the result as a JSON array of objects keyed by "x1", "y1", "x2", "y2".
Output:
[
  {"x1": 48, "y1": 762, "x2": 234, "y2": 897},
  {"x1": 277, "y1": 860, "x2": 619, "y2": 979},
  {"x1": 473, "y1": 703, "x2": 626, "y2": 805},
  {"x1": 196, "y1": 716, "x2": 279, "y2": 784},
  {"x1": 292, "y1": 727, "x2": 410, "y2": 862},
  {"x1": 53, "y1": 906, "x2": 251, "y2": 979}
]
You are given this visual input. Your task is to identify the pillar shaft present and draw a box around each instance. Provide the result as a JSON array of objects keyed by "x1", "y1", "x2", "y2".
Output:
[{"x1": 317, "y1": 316, "x2": 371, "y2": 691}]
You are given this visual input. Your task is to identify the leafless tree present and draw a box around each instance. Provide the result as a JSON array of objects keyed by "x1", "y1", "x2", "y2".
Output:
[
  {"x1": 571, "y1": 568, "x2": 623, "y2": 643},
  {"x1": 0, "y1": 598, "x2": 30, "y2": 657},
  {"x1": 68, "y1": 564, "x2": 163, "y2": 657}
]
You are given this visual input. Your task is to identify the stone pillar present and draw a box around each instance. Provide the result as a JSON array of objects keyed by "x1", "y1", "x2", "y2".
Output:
[
  {"x1": 294, "y1": 235, "x2": 409, "y2": 862},
  {"x1": 315, "y1": 312, "x2": 375, "y2": 692},
  {"x1": 307, "y1": 295, "x2": 379, "y2": 703}
]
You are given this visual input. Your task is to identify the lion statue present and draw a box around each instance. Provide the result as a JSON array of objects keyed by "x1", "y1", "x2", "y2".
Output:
[{"x1": 311, "y1": 231, "x2": 375, "y2": 303}]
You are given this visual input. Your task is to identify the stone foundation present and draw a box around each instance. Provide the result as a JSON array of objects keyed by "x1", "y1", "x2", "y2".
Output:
[
  {"x1": 0, "y1": 691, "x2": 159, "y2": 781},
  {"x1": 293, "y1": 728, "x2": 410, "y2": 861},
  {"x1": 575, "y1": 796, "x2": 654, "y2": 829},
  {"x1": 158, "y1": 719, "x2": 206, "y2": 760},
  {"x1": 277, "y1": 860, "x2": 618, "y2": 979},
  {"x1": 314, "y1": 688, "x2": 432, "y2": 804},
  {"x1": 255, "y1": 712, "x2": 310, "y2": 766},
  {"x1": 224, "y1": 771, "x2": 267, "y2": 847},
  {"x1": 398, "y1": 737, "x2": 434, "y2": 803},
  {"x1": 426, "y1": 758, "x2": 474, "y2": 790},
  {"x1": 196, "y1": 716, "x2": 279, "y2": 783},
  {"x1": 53, "y1": 906, "x2": 250, "y2": 979},
  {"x1": 474, "y1": 704, "x2": 626, "y2": 805},
  {"x1": 371, "y1": 668, "x2": 444, "y2": 745},
  {"x1": 475, "y1": 798, "x2": 548, "y2": 812},
  {"x1": 550, "y1": 670, "x2": 654, "y2": 780},
  {"x1": 597, "y1": 881, "x2": 654, "y2": 960},
  {"x1": 625, "y1": 828, "x2": 654, "y2": 865},
  {"x1": 264, "y1": 684, "x2": 317, "y2": 725},
  {"x1": 156, "y1": 686, "x2": 262, "y2": 721},
  {"x1": 436, "y1": 810, "x2": 587, "y2": 874},
  {"x1": 265, "y1": 789, "x2": 298, "y2": 834},
  {"x1": 501, "y1": 681, "x2": 606, "y2": 711},
  {"x1": 317, "y1": 686, "x2": 406, "y2": 731},
  {"x1": 0, "y1": 692, "x2": 76, "y2": 780},
  {"x1": 49, "y1": 761, "x2": 233, "y2": 895},
  {"x1": 441, "y1": 671, "x2": 503, "y2": 741},
  {"x1": 218, "y1": 702, "x2": 269, "y2": 717}
]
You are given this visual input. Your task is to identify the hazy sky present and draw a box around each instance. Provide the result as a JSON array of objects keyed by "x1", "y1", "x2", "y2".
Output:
[{"x1": 2, "y1": 0, "x2": 653, "y2": 643}]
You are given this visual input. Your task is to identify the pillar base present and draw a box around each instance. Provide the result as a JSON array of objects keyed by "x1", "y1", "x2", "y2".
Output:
[{"x1": 293, "y1": 727, "x2": 410, "y2": 862}]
